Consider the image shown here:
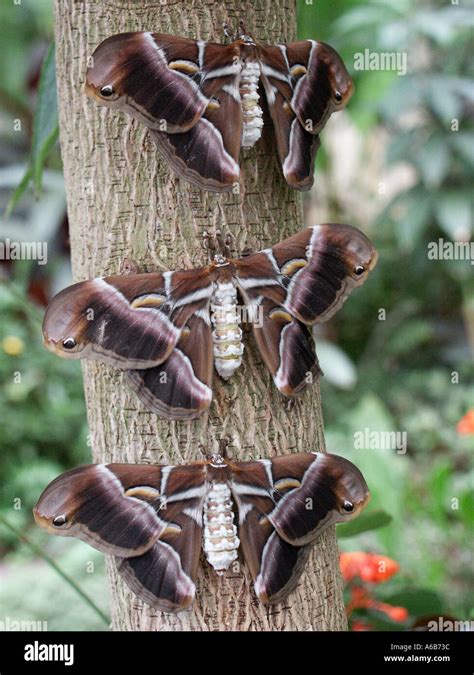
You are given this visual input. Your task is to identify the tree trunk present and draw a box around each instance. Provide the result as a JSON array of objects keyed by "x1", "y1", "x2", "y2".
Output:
[{"x1": 54, "y1": 0, "x2": 347, "y2": 631}]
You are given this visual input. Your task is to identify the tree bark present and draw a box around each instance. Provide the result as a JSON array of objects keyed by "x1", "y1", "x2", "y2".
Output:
[{"x1": 54, "y1": 0, "x2": 347, "y2": 631}]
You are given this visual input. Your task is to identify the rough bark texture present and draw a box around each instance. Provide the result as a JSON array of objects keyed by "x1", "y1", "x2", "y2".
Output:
[{"x1": 54, "y1": 0, "x2": 347, "y2": 631}]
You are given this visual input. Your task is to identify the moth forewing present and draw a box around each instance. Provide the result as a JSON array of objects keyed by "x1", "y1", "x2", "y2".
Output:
[
  {"x1": 265, "y1": 453, "x2": 371, "y2": 547},
  {"x1": 33, "y1": 464, "x2": 166, "y2": 557}
]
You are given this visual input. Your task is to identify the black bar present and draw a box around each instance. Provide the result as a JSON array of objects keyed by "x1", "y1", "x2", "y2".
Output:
[{"x1": 0, "y1": 630, "x2": 469, "y2": 672}]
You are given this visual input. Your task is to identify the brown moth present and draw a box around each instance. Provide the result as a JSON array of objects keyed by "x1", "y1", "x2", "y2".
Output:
[
  {"x1": 85, "y1": 28, "x2": 353, "y2": 192},
  {"x1": 34, "y1": 451, "x2": 370, "y2": 612},
  {"x1": 42, "y1": 224, "x2": 378, "y2": 420}
]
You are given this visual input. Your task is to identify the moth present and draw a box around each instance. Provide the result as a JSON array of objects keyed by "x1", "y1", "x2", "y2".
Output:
[
  {"x1": 33, "y1": 451, "x2": 370, "y2": 612},
  {"x1": 85, "y1": 28, "x2": 353, "y2": 192},
  {"x1": 42, "y1": 224, "x2": 378, "y2": 420}
]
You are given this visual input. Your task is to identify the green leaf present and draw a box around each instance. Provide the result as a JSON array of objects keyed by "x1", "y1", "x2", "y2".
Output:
[
  {"x1": 338, "y1": 509, "x2": 392, "y2": 538},
  {"x1": 31, "y1": 41, "x2": 59, "y2": 193},
  {"x1": 388, "y1": 188, "x2": 432, "y2": 249},
  {"x1": 427, "y1": 79, "x2": 462, "y2": 122},
  {"x1": 451, "y1": 132, "x2": 474, "y2": 167},
  {"x1": 459, "y1": 491, "x2": 474, "y2": 528},
  {"x1": 335, "y1": 5, "x2": 402, "y2": 36},
  {"x1": 381, "y1": 588, "x2": 444, "y2": 617},
  {"x1": 0, "y1": 515, "x2": 109, "y2": 626},
  {"x1": 436, "y1": 191, "x2": 473, "y2": 239},
  {"x1": 416, "y1": 135, "x2": 450, "y2": 188},
  {"x1": 4, "y1": 166, "x2": 33, "y2": 218},
  {"x1": 5, "y1": 41, "x2": 59, "y2": 216},
  {"x1": 385, "y1": 318, "x2": 433, "y2": 358},
  {"x1": 414, "y1": 8, "x2": 462, "y2": 44},
  {"x1": 315, "y1": 339, "x2": 357, "y2": 389},
  {"x1": 378, "y1": 76, "x2": 421, "y2": 121}
]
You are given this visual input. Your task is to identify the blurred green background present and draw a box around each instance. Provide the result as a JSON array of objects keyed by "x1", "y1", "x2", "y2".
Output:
[{"x1": 0, "y1": 0, "x2": 472, "y2": 631}]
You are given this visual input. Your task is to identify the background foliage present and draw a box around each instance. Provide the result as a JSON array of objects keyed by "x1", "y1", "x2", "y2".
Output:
[{"x1": 0, "y1": 0, "x2": 472, "y2": 630}]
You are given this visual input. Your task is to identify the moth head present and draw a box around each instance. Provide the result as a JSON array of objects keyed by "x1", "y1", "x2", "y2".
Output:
[
  {"x1": 320, "y1": 223, "x2": 378, "y2": 284},
  {"x1": 42, "y1": 282, "x2": 91, "y2": 359},
  {"x1": 239, "y1": 33, "x2": 256, "y2": 46},
  {"x1": 331, "y1": 79, "x2": 353, "y2": 109},
  {"x1": 349, "y1": 243, "x2": 378, "y2": 284},
  {"x1": 33, "y1": 468, "x2": 87, "y2": 535},
  {"x1": 328, "y1": 454, "x2": 370, "y2": 520},
  {"x1": 318, "y1": 43, "x2": 354, "y2": 109},
  {"x1": 85, "y1": 34, "x2": 132, "y2": 105}
]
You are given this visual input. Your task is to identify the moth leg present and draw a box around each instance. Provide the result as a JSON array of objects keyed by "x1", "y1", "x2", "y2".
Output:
[
  {"x1": 238, "y1": 19, "x2": 249, "y2": 37},
  {"x1": 285, "y1": 399, "x2": 296, "y2": 412},
  {"x1": 216, "y1": 229, "x2": 233, "y2": 258},
  {"x1": 202, "y1": 228, "x2": 232, "y2": 259},
  {"x1": 218, "y1": 435, "x2": 232, "y2": 458},
  {"x1": 222, "y1": 21, "x2": 234, "y2": 40},
  {"x1": 202, "y1": 230, "x2": 218, "y2": 257}
]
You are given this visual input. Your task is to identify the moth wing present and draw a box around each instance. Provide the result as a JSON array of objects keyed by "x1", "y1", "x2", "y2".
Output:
[
  {"x1": 33, "y1": 464, "x2": 171, "y2": 557},
  {"x1": 116, "y1": 535, "x2": 197, "y2": 612},
  {"x1": 148, "y1": 103, "x2": 240, "y2": 192},
  {"x1": 87, "y1": 33, "x2": 242, "y2": 192},
  {"x1": 236, "y1": 493, "x2": 312, "y2": 605},
  {"x1": 235, "y1": 223, "x2": 377, "y2": 327},
  {"x1": 147, "y1": 60, "x2": 243, "y2": 192},
  {"x1": 265, "y1": 96, "x2": 321, "y2": 191},
  {"x1": 126, "y1": 308, "x2": 213, "y2": 420},
  {"x1": 234, "y1": 453, "x2": 369, "y2": 549},
  {"x1": 230, "y1": 460, "x2": 311, "y2": 604},
  {"x1": 231, "y1": 453, "x2": 368, "y2": 601},
  {"x1": 34, "y1": 462, "x2": 208, "y2": 613},
  {"x1": 249, "y1": 297, "x2": 321, "y2": 397},
  {"x1": 259, "y1": 41, "x2": 352, "y2": 189},
  {"x1": 117, "y1": 463, "x2": 208, "y2": 612},
  {"x1": 86, "y1": 33, "x2": 240, "y2": 133},
  {"x1": 259, "y1": 72, "x2": 320, "y2": 190},
  {"x1": 259, "y1": 41, "x2": 353, "y2": 135},
  {"x1": 42, "y1": 269, "x2": 214, "y2": 369}
]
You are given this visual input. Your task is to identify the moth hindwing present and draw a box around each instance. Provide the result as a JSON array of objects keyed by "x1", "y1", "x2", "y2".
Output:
[
  {"x1": 33, "y1": 452, "x2": 370, "y2": 611},
  {"x1": 42, "y1": 224, "x2": 377, "y2": 419},
  {"x1": 85, "y1": 31, "x2": 353, "y2": 192}
]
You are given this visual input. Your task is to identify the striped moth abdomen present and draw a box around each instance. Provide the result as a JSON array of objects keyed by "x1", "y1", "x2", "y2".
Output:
[
  {"x1": 203, "y1": 482, "x2": 239, "y2": 573},
  {"x1": 239, "y1": 60, "x2": 263, "y2": 147},
  {"x1": 210, "y1": 281, "x2": 244, "y2": 380}
]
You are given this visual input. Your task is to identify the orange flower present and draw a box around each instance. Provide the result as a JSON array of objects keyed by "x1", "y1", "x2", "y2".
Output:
[
  {"x1": 376, "y1": 604, "x2": 409, "y2": 622},
  {"x1": 457, "y1": 410, "x2": 474, "y2": 435},
  {"x1": 346, "y1": 586, "x2": 408, "y2": 623},
  {"x1": 346, "y1": 585, "x2": 371, "y2": 614},
  {"x1": 341, "y1": 552, "x2": 408, "y2": 629},
  {"x1": 367, "y1": 597, "x2": 408, "y2": 622},
  {"x1": 352, "y1": 620, "x2": 372, "y2": 631},
  {"x1": 340, "y1": 552, "x2": 400, "y2": 584}
]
